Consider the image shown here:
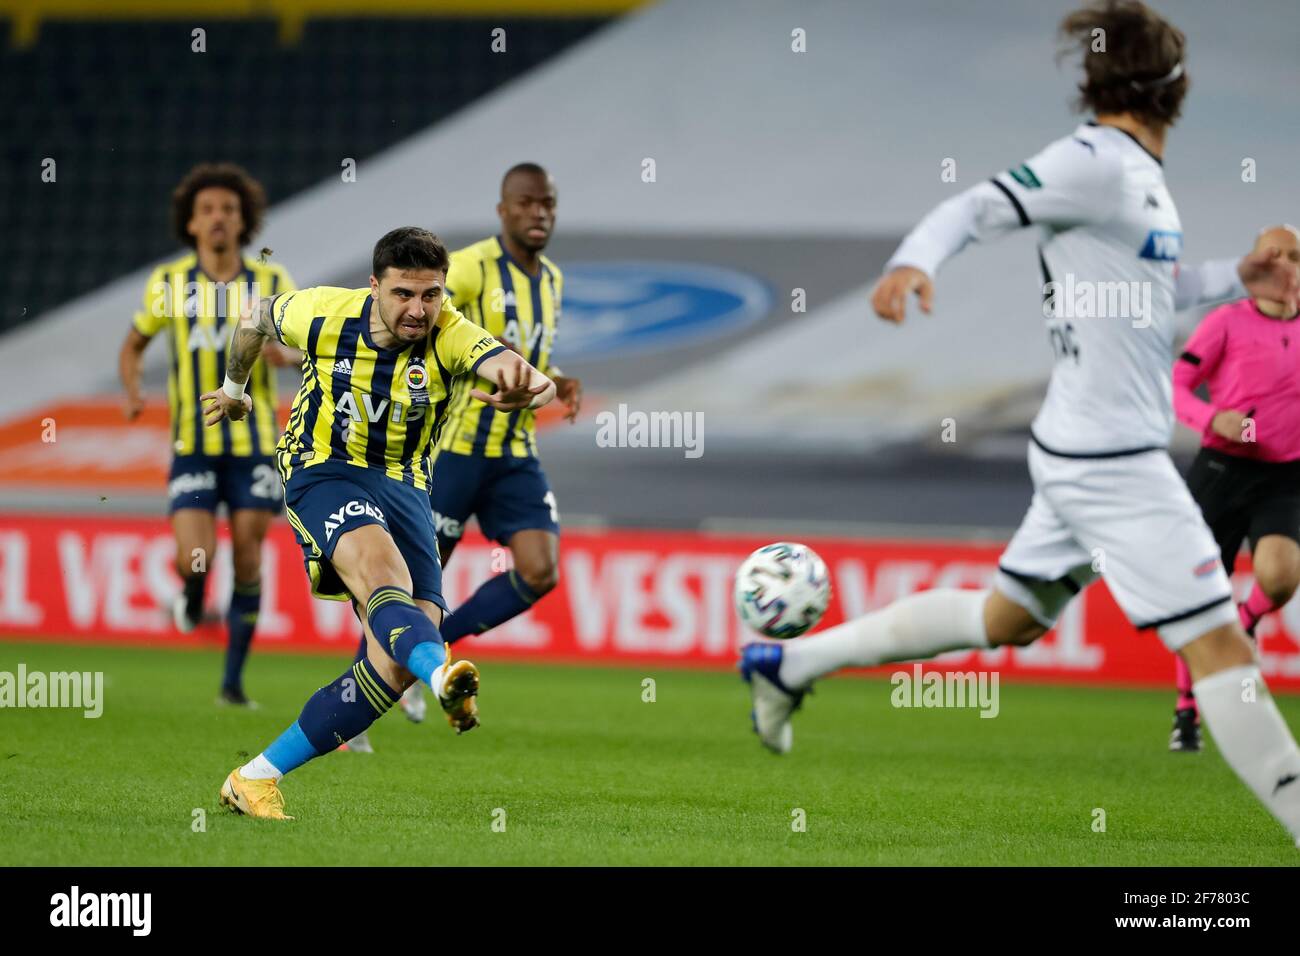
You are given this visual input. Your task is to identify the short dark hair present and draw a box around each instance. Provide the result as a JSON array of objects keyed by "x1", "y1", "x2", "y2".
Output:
[
  {"x1": 372, "y1": 226, "x2": 449, "y2": 278},
  {"x1": 501, "y1": 162, "x2": 549, "y2": 195},
  {"x1": 171, "y1": 162, "x2": 266, "y2": 248},
  {"x1": 1058, "y1": 0, "x2": 1189, "y2": 126}
]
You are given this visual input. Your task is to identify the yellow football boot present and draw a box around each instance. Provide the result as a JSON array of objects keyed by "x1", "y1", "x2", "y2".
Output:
[
  {"x1": 437, "y1": 648, "x2": 480, "y2": 735},
  {"x1": 219, "y1": 768, "x2": 294, "y2": 820}
]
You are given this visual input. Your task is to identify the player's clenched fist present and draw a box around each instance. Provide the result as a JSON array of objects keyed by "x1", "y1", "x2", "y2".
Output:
[
  {"x1": 201, "y1": 389, "x2": 253, "y2": 425},
  {"x1": 871, "y1": 266, "x2": 933, "y2": 324}
]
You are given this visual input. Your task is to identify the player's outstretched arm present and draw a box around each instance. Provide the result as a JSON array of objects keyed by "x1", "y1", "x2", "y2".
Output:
[
  {"x1": 200, "y1": 295, "x2": 275, "y2": 425},
  {"x1": 872, "y1": 137, "x2": 1118, "y2": 325},
  {"x1": 1174, "y1": 248, "x2": 1300, "y2": 315},
  {"x1": 868, "y1": 180, "x2": 1017, "y2": 325},
  {"x1": 470, "y1": 350, "x2": 555, "y2": 412}
]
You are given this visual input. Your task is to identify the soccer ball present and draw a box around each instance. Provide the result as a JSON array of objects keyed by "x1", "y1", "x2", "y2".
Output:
[{"x1": 734, "y1": 542, "x2": 831, "y2": 639}]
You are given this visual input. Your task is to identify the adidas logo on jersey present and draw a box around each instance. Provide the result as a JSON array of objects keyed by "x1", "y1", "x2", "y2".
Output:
[{"x1": 334, "y1": 358, "x2": 353, "y2": 375}]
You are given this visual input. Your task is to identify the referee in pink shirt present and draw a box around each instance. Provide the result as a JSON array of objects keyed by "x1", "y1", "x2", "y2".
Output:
[{"x1": 1171, "y1": 225, "x2": 1300, "y2": 752}]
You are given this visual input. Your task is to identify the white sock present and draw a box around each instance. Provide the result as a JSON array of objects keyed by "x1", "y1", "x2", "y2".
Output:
[
  {"x1": 1194, "y1": 664, "x2": 1300, "y2": 845},
  {"x1": 240, "y1": 753, "x2": 283, "y2": 782},
  {"x1": 429, "y1": 663, "x2": 447, "y2": 698},
  {"x1": 778, "y1": 588, "x2": 991, "y2": 689}
]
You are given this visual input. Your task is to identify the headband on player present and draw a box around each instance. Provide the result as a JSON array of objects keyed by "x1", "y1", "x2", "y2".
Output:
[{"x1": 1129, "y1": 62, "x2": 1184, "y2": 91}]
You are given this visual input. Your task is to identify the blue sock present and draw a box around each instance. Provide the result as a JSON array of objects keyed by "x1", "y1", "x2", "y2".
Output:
[
  {"x1": 366, "y1": 586, "x2": 445, "y2": 686},
  {"x1": 263, "y1": 657, "x2": 399, "y2": 776},
  {"x1": 441, "y1": 571, "x2": 541, "y2": 644},
  {"x1": 222, "y1": 579, "x2": 260, "y2": 692}
]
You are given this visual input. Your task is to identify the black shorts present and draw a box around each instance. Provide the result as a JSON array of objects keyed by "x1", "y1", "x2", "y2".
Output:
[{"x1": 1185, "y1": 448, "x2": 1300, "y2": 572}]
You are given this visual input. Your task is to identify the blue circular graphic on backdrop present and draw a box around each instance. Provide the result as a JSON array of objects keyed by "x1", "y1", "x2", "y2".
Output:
[{"x1": 552, "y1": 261, "x2": 773, "y2": 361}]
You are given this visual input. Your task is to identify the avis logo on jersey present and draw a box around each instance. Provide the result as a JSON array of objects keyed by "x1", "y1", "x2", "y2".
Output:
[
  {"x1": 498, "y1": 316, "x2": 554, "y2": 356},
  {"x1": 332, "y1": 356, "x2": 432, "y2": 428},
  {"x1": 334, "y1": 392, "x2": 428, "y2": 426}
]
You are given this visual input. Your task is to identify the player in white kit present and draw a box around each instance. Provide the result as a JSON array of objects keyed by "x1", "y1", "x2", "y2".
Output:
[{"x1": 741, "y1": 0, "x2": 1300, "y2": 845}]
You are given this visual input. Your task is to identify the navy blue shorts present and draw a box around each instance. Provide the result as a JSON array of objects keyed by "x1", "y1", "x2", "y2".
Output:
[
  {"x1": 429, "y1": 452, "x2": 559, "y2": 553},
  {"x1": 168, "y1": 454, "x2": 281, "y2": 514},
  {"x1": 283, "y1": 460, "x2": 446, "y2": 609}
]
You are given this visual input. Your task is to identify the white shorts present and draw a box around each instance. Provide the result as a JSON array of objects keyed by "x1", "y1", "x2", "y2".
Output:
[{"x1": 994, "y1": 440, "x2": 1236, "y2": 651}]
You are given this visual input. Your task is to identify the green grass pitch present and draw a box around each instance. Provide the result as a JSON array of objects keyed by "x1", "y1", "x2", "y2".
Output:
[{"x1": 1, "y1": 640, "x2": 1297, "y2": 865}]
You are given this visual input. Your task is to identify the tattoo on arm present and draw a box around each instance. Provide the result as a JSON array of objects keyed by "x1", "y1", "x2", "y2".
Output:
[{"x1": 225, "y1": 296, "x2": 275, "y2": 385}]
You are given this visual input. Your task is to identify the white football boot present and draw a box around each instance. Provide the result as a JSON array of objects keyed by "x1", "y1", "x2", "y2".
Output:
[
  {"x1": 341, "y1": 731, "x2": 374, "y2": 753},
  {"x1": 739, "y1": 642, "x2": 807, "y2": 755},
  {"x1": 399, "y1": 682, "x2": 427, "y2": 723},
  {"x1": 172, "y1": 594, "x2": 198, "y2": 633}
]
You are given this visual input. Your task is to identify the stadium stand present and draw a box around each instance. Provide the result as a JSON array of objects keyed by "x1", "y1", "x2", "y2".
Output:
[{"x1": 0, "y1": 13, "x2": 611, "y2": 332}]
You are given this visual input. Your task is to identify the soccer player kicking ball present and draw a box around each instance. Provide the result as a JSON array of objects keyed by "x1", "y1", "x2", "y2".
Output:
[
  {"x1": 741, "y1": 0, "x2": 1300, "y2": 846},
  {"x1": 1168, "y1": 225, "x2": 1300, "y2": 752},
  {"x1": 397, "y1": 163, "x2": 579, "y2": 723},
  {"x1": 205, "y1": 227, "x2": 555, "y2": 819},
  {"x1": 118, "y1": 162, "x2": 298, "y2": 707}
]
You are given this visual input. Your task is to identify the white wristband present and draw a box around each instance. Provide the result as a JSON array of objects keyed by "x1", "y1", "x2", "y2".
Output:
[{"x1": 222, "y1": 375, "x2": 246, "y2": 401}]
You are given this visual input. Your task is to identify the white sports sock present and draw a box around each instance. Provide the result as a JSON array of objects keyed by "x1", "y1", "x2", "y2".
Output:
[
  {"x1": 240, "y1": 754, "x2": 283, "y2": 782},
  {"x1": 1194, "y1": 664, "x2": 1300, "y2": 845},
  {"x1": 779, "y1": 588, "x2": 991, "y2": 690},
  {"x1": 429, "y1": 663, "x2": 447, "y2": 698}
]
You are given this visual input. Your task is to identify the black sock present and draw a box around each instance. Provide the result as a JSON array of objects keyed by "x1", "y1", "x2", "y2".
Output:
[{"x1": 183, "y1": 573, "x2": 207, "y2": 622}]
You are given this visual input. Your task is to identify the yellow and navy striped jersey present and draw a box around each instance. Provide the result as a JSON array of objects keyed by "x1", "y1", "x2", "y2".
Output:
[
  {"x1": 133, "y1": 252, "x2": 294, "y2": 457},
  {"x1": 436, "y1": 236, "x2": 562, "y2": 458},
  {"x1": 272, "y1": 286, "x2": 505, "y2": 490}
]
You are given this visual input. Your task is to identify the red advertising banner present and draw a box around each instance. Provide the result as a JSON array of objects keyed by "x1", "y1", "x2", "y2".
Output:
[{"x1": 1, "y1": 512, "x2": 1298, "y2": 689}]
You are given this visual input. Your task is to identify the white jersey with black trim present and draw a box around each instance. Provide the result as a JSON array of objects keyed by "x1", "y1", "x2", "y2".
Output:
[{"x1": 886, "y1": 121, "x2": 1245, "y2": 457}]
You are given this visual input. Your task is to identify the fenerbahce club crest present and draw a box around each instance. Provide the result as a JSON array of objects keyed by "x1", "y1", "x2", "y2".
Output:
[{"x1": 405, "y1": 358, "x2": 430, "y2": 406}]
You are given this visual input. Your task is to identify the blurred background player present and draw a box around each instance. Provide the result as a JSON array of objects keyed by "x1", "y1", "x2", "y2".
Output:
[
  {"x1": 397, "y1": 163, "x2": 581, "y2": 722},
  {"x1": 741, "y1": 0, "x2": 1300, "y2": 846},
  {"x1": 208, "y1": 227, "x2": 555, "y2": 819},
  {"x1": 1169, "y1": 224, "x2": 1300, "y2": 752},
  {"x1": 117, "y1": 162, "x2": 297, "y2": 706}
]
